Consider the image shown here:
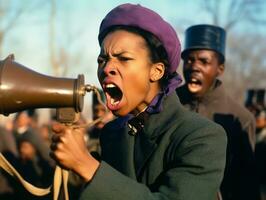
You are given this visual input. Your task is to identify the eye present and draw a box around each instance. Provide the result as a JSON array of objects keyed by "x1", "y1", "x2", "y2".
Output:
[
  {"x1": 97, "y1": 57, "x2": 107, "y2": 66},
  {"x1": 184, "y1": 58, "x2": 192, "y2": 65},
  {"x1": 118, "y1": 56, "x2": 132, "y2": 62},
  {"x1": 200, "y1": 59, "x2": 209, "y2": 65}
]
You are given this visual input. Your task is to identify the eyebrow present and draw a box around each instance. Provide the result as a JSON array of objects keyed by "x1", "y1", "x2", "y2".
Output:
[
  {"x1": 99, "y1": 51, "x2": 130, "y2": 57},
  {"x1": 198, "y1": 55, "x2": 211, "y2": 60}
]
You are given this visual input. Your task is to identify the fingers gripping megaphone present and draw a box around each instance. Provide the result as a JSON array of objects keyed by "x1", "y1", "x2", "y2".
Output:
[{"x1": 0, "y1": 54, "x2": 100, "y2": 200}]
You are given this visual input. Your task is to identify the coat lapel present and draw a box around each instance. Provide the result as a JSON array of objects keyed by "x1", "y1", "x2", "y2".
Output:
[
  {"x1": 134, "y1": 130, "x2": 157, "y2": 178},
  {"x1": 134, "y1": 93, "x2": 182, "y2": 178},
  {"x1": 119, "y1": 126, "x2": 137, "y2": 179},
  {"x1": 102, "y1": 117, "x2": 137, "y2": 179}
]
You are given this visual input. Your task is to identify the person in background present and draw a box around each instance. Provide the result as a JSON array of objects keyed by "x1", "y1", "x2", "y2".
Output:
[
  {"x1": 247, "y1": 89, "x2": 266, "y2": 199},
  {"x1": 50, "y1": 4, "x2": 227, "y2": 200},
  {"x1": 86, "y1": 89, "x2": 114, "y2": 158},
  {"x1": 176, "y1": 24, "x2": 260, "y2": 200},
  {"x1": 38, "y1": 123, "x2": 52, "y2": 148},
  {"x1": 255, "y1": 109, "x2": 266, "y2": 200},
  {"x1": 13, "y1": 111, "x2": 54, "y2": 166},
  {"x1": 16, "y1": 136, "x2": 53, "y2": 200}
]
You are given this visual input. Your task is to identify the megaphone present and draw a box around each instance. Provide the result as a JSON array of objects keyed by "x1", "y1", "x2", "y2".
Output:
[
  {"x1": 0, "y1": 54, "x2": 89, "y2": 122},
  {"x1": 0, "y1": 55, "x2": 105, "y2": 199}
]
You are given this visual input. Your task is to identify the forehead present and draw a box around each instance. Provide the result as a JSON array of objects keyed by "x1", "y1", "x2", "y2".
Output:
[
  {"x1": 16, "y1": 112, "x2": 29, "y2": 119},
  {"x1": 101, "y1": 30, "x2": 147, "y2": 52},
  {"x1": 186, "y1": 49, "x2": 217, "y2": 59}
]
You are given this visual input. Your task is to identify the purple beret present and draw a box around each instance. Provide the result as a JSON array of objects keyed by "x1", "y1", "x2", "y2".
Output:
[{"x1": 98, "y1": 3, "x2": 181, "y2": 74}]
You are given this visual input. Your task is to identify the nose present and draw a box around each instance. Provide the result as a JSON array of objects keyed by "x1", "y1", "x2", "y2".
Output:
[
  {"x1": 104, "y1": 67, "x2": 116, "y2": 75},
  {"x1": 98, "y1": 60, "x2": 117, "y2": 81},
  {"x1": 190, "y1": 63, "x2": 200, "y2": 71},
  {"x1": 102, "y1": 60, "x2": 117, "y2": 76}
]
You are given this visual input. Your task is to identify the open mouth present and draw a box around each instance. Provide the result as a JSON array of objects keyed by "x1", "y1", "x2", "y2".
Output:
[
  {"x1": 187, "y1": 78, "x2": 202, "y2": 93},
  {"x1": 104, "y1": 83, "x2": 123, "y2": 106},
  {"x1": 189, "y1": 78, "x2": 202, "y2": 85}
]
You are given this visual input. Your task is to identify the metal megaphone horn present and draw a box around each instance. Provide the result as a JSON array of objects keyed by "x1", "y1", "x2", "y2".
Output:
[{"x1": 0, "y1": 54, "x2": 90, "y2": 122}]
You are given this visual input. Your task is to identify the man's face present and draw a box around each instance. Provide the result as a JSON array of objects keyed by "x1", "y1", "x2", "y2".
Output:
[
  {"x1": 16, "y1": 112, "x2": 30, "y2": 128},
  {"x1": 182, "y1": 50, "x2": 224, "y2": 98},
  {"x1": 97, "y1": 30, "x2": 160, "y2": 116}
]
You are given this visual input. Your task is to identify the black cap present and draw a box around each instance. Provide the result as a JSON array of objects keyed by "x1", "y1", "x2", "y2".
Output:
[{"x1": 182, "y1": 24, "x2": 226, "y2": 62}]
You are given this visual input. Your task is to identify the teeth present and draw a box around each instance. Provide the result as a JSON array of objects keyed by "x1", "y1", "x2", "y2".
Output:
[
  {"x1": 191, "y1": 78, "x2": 197, "y2": 83},
  {"x1": 106, "y1": 84, "x2": 116, "y2": 88},
  {"x1": 111, "y1": 98, "x2": 119, "y2": 106}
]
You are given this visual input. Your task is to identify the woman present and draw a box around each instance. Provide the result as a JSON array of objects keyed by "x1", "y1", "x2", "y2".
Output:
[{"x1": 50, "y1": 3, "x2": 227, "y2": 200}]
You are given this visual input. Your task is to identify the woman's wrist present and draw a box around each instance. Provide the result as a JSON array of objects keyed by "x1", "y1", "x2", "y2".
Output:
[{"x1": 73, "y1": 153, "x2": 100, "y2": 182}]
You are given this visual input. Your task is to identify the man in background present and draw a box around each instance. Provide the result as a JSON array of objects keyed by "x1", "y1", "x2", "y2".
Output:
[{"x1": 176, "y1": 24, "x2": 260, "y2": 200}]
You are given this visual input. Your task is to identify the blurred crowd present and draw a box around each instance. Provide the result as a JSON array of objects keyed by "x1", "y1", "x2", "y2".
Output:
[
  {"x1": 0, "y1": 91, "x2": 114, "y2": 200},
  {"x1": 246, "y1": 89, "x2": 266, "y2": 199}
]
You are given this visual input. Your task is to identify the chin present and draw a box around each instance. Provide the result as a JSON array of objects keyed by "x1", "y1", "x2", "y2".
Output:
[
  {"x1": 188, "y1": 87, "x2": 204, "y2": 98},
  {"x1": 193, "y1": 90, "x2": 206, "y2": 98},
  {"x1": 188, "y1": 84, "x2": 202, "y2": 94},
  {"x1": 112, "y1": 109, "x2": 129, "y2": 117}
]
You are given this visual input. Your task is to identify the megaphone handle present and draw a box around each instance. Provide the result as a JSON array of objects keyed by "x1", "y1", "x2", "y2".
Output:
[
  {"x1": 56, "y1": 108, "x2": 80, "y2": 124},
  {"x1": 54, "y1": 107, "x2": 80, "y2": 200}
]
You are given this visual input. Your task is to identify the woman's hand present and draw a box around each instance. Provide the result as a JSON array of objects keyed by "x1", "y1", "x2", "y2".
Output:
[{"x1": 50, "y1": 123, "x2": 100, "y2": 182}]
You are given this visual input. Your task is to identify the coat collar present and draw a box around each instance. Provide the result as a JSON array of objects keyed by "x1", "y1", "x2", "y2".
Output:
[{"x1": 200, "y1": 79, "x2": 225, "y2": 103}]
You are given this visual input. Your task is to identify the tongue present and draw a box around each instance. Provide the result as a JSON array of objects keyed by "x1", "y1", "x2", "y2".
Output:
[
  {"x1": 106, "y1": 94, "x2": 121, "y2": 111},
  {"x1": 111, "y1": 98, "x2": 120, "y2": 106}
]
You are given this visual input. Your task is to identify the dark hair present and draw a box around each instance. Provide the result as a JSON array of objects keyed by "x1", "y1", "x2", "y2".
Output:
[{"x1": 100, "y1": 25, "x2": 170, "y2": 87}]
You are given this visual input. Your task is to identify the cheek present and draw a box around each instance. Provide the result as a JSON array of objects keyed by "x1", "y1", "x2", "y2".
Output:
[
  {"x1": 203, "y1": 69, "x2": 217, "y2": 86},
  {"x1": 124, "y1": 69, "x2": 150, "y2": 94}
]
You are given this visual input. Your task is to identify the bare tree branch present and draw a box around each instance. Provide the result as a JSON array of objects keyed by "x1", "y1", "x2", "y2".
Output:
[{"x1": 202, "y1": 0, "x2": 266, "y2": 30}]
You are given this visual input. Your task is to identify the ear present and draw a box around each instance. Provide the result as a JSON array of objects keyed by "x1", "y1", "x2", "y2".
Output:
[
  {"x1": 150, "y1": 62, "x2": 165, "y2": 82},
  {"x1": 217, "y1": 63, "x2": 225, "y2": 77}
]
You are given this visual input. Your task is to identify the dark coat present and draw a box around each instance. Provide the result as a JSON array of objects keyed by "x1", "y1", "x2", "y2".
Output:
[
  {"x1": 176, "y1": 80, "x2": 260, "y2": 200},
  {"x1": 80, "y1": 93, "x2": 227, "y2": 200}
]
